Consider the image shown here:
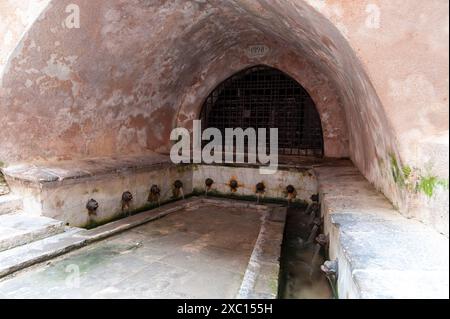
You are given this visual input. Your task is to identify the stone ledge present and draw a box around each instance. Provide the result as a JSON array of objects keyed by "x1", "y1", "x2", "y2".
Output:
[
  {"x1": 0, "y1": 212, "x2": 66, "y2": 252},
  {"x1": 237, "y1": 205, "x2": 287, "y2": 299},
  {"x1": 1, "y1": 154, "x2": 193, "y2": 228},
  {"x1": 314, "y1": 164, "x2": 449, "y2": 299},
  {"x1": 0, "y1": 194, "x2": 22, "y2": 216},
  {"x1": 2, "y1": 153, "x2": 172, "y2": 185}
]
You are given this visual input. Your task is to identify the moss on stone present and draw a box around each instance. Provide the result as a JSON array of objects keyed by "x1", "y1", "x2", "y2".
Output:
[
  {"x1": 176, "y1": 164, "x2": 195, "y2": 173},
  {"x1": 84, "y1": 194, "x2": 196, "y2": 229},
  {"x1": 402, "y1": 165, "x2": 412, "y2": 180},
  {"x1": 84, "y1": 185, "x2": 309, "y2": 230},
  {"x1": 269, "y1": 277, "x2": 279, "y2": 296},
  {"x1": 389, "y1": 154, "x2": 405, "y2": 186},
  {"x1": 193, "y1": 188, "x2": 308, "y2": 207},
  {"x1": 418, "y1": 175, "x2": 449, "y2": 198},
  {"x1": 437, "y1": 179, "x2": 450, "y2": 189},
  {"x1": 387, "y1": 154, "x2": 449, "y2": 198},
  {"x1": 84, "y1": 213, "x2": 123, "y2": 230}
]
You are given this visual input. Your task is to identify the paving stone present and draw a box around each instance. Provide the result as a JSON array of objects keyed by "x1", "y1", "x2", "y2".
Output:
[
  {"x1": 171, "y1": 266, "x2": 243, "y2": 299},
  {"x1": 354, "y1": 269, "x2": 449, "y2": 299},
  {"x1": 2, "y1": 154, "x2": 172, "y2": 184},
  {"x1": 0, "y1": 199, "x2": 284, "y2": 299},
  {"x1": 0, "y1": 195, "x2": 22, "y2": 216},
  {"x1": 0, "y1": 212, "x2": 65, "y2": 252},
  {"x1": 0, "y1": 228, "x2": 87, "y2": 278}
]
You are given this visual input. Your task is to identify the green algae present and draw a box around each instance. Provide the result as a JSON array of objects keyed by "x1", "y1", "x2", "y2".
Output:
[
  {"x1": 193, "y1": 187, "x2": 308, "y2": 207},
  {"x1": 388, "y1": 153, "x2": 448, "y2": 198},
  {"x1": 418, "y1": 175, "x2": 449, "y2": 198}
]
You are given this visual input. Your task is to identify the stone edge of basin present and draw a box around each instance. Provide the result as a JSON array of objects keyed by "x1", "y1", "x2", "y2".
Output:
[
  {"x1": 314, "y1": 164, "x2": 450, "y2": 299},
  {"x1": 0, "y1": 196, "x2": 287, "y2": 300},
  {"x1": 1, "y1": 155, "x2": 352, "y2": 185},
  {"x1": 237, "y1": 205, "x2": 287, "y2": 299},
  {"x1": 1, "y1": 154, "x2": 175, "y2": 185}
]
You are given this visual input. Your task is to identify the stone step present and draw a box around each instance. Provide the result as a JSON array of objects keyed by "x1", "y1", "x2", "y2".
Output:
[
  {"x1": 0, "y1": 212, "x2": 65, "y2": 252},
  {"x1": 0, "y1": 195, "x2": 23, "y2": 216},
  {"x1": 0, "y1": 197, "x2": 199, "y2": 279}
]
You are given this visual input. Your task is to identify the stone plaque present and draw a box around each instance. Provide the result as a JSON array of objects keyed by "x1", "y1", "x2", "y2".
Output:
[{"x1": 246, "y1": 45, "x2": 270, "y2": 58}]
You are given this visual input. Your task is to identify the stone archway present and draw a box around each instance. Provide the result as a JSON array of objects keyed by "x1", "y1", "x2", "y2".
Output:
[{"x1": 0, "y1": 0, "x2": 446, "y2": 232}]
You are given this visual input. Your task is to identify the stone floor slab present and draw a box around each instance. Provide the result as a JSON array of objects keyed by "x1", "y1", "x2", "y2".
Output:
[
  {"x1": 0, "y1": 199, "x2": 285, "y2": 299},
  {"x1": 0, "y1": 212, "x2": 65, "y2": 252}
]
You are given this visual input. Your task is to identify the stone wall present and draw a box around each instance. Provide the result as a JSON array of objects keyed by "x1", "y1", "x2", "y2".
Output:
[
  {"x1": 0, "y1": 0, "x2": 50, "y2": 76},
  {"x1": 3, "y1": 156, "x2": 193, "y2": 228},
  {"x1": 193, "y1": 165, "x2": 318, "y2": 204},
  {"x1": 0, "y1": 0, "x2": 448, "y2": 234}
]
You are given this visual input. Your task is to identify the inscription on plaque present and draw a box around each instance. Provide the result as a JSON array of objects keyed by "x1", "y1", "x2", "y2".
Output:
[{"x1": 246, "y1": 45, "x2": 270, "y2": 58}]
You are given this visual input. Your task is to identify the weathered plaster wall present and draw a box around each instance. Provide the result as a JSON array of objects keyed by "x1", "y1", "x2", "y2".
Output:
[
  {"x1": 306, "y1": 0, "x2": 449, "y2": 177},
  {"x1": 0, "y1": 0, "x2": 50, "y2": 76},
  {"x1": 193, "y1": 165, "x2": 318, "y2": 204},
  {"x1": 0, "y1": 0, "x2": 350, "y2": 162},
  {"x1": 3, "y1": 156, "x2": 193, "y2": 228},
  {"x1": 0, "y1": 0, "x2": 448, "y2": 234},
  {"x1": 305, "y1": 0, "x2": 449, "y2": 236}
]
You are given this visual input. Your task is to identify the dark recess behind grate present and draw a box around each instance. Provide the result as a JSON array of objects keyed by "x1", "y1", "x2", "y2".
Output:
[{"x1": 200, "y1": 65, "x2": 324, "y2": 160}]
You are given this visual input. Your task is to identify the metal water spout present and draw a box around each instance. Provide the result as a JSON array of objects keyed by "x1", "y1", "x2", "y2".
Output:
[
  {"x1": 307, "y1": 224, "x2": 319, "y2": 244},
  {"x1": 205, "y1": 178, "x2": 214, "y2": 196},
  {"x1": 310, "y1": 193, "x2": 320, "y2": 203},
  {"x1": 86, "y1": 199, "x2": 99, "y2": 216},
  {"x1": 173, "y1": 180, "x2": 184, "y2": 200},
  {"x1": 307, "y1": 210, "x2": 316, "y2": 226},
  {"x1": 321, "y1": 259, "x2": 339, "y2": 298},
  {"x1": 316, "y1": 233, "x2": 330, "y2": 258},
  {"x1": 121, "y1": 191, "x2": 133, "y2": 216},
  {"x1": 313, "y1": 217, "x2": 323, "y2": 228},
  {"x1": 316, "y1": 233, "x2": 329, "y2": 247},
  {"x1": 321, "y1": 260, "x2": 338, "y2": 276},
  {"x1": 305, "y1": 201, "x2": 318, "y2": 215},
  {"x1": 286, "y1": 185, "x2": 297, "y2": 207},
  {"x1": 148, "y1": 184, "x2": 161, "y2": 206},
  {"x1": 229, "y1": 179, "x2": 239, "y2": 193},
  {"x1": 307, "y1": 202, "x2": 320, "y2": 226},
  {"x1": 255, "y1": 182, "x2": 266, "y2": 204}
]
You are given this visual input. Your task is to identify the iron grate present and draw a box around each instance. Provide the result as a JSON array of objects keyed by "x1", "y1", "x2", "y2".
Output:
[{"x1": 200, "y1": 66, "x2": 324, "y2": 157}]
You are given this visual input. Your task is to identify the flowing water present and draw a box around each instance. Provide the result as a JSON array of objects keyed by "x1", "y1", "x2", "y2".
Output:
[{"x1": 279, "y1": 206, "x2": 333, "y2": 299}]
